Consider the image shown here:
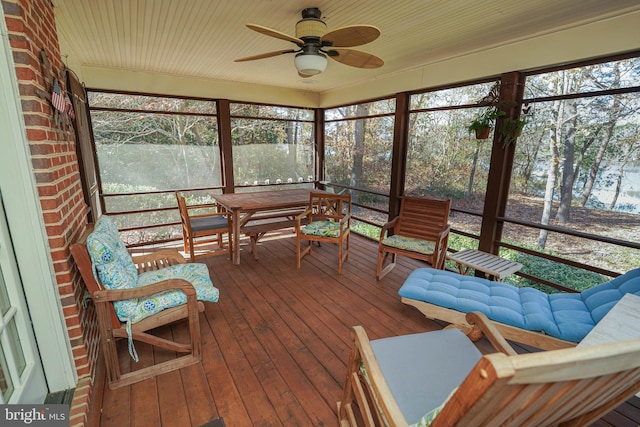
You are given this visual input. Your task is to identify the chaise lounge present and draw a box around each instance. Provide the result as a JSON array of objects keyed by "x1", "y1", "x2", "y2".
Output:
[{"x1": 399, "y1": 266, "x2": 640, "y2": 350}]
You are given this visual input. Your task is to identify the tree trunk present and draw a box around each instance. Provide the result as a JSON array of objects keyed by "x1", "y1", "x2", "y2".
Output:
[
  {"x1": 351, "y1": 104, "x2": 368, "y2": 205},
  {"x1": 538, "y1": 101, "x2": 561, "y2": 249},
  {"x1": 555, "y1": 97, "x2": 578, "y2": 223},
  {"x1": 467, "y1": 140, "x2": 480, "y2": 197},
  {"x1": 580, "y1": 64, "x2": 622, "y2": 207}
]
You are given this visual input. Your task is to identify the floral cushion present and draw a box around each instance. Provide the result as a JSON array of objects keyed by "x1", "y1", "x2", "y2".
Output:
[
  {"x1": 302, "y1": 220, "x2": 341, "y2": 237},
  {"x1": 410, "y1": 388, "x2": 457, "y2": 427},
  {"x1": 87, "y1": 216, "x2": 219, "y2": 324},
  {"x1": 382, "y1": 235, "x2": 435, "y2": 255},
  {"x1": 86, "y1": 216, "x2": 138, "y2": 290},
  {"x1": 115, "y1": 263, "x2": 219, "y2": 324}
]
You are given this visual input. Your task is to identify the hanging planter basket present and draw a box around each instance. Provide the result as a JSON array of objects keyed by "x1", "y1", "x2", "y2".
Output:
[{"x1": 475, "y1": 126, "x2": 491, "y2": 139}]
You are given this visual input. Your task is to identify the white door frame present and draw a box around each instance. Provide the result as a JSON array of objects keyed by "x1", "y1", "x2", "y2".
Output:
[{"x1": 0, "y1": 9, "x2": 76, "y2": 392}]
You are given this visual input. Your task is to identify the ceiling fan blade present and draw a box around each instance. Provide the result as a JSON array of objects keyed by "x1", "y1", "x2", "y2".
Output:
[
  {"x1": 246, "y1": 23, "x2": 303, "y2": 45},
  {"x1": 321, "y1": 25, "x2": 380, "y2": 47},
  {"x1": 235, "y1": 49, "x2": 296, "y2": 62},
  {"x1": 328, "y1": 48, "x2": 384, "y2": 69}
]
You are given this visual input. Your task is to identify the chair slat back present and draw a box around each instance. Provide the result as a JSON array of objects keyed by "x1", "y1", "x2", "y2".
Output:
[
  {"x1": 395, "y1": 196, "x2": 450, "y2": 241},
  {"x1": 309, "y1": 192, "x2": 351, "y2": 221},
  {"x1": 434, "y1": 339, "x2": 640, "y2": 427},
  {"x1": 175, "y1": 191, "x2": 192, "y2": 234}
]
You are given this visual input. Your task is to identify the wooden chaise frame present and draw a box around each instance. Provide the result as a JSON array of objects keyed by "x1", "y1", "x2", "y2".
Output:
[
  {"x1": 338, "y1": 311, "x2": 640, "y2": 426},
  {"x1": 401, "y1": 297, "x2": 575, "y2": 350},
  {"x1": 71, "y1": 227, "x2": 204, "y2": 389}
]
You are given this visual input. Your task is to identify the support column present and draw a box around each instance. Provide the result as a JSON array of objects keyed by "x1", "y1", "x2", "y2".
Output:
[
  {"x1": 217, "y1": 99, "x2": 234, "y2": 193},
  {"x1": 388, "y1": 92, "x2": 410, "y2": 220},
  {"x1": 478, "y1": 72, "x2": 525, "y2": 254},
  {"x1": 315, "y1": 108, "x2": 325, "y2": 184}
]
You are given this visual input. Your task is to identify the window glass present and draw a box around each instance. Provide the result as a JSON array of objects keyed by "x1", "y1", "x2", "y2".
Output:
[
  {"x1": 525, "y1": 57, "x2": 640, "y2": 98},
  {"x1": 88, "y1": 92, "x2": 221, "y2": 244},
  {"x1": 508, "y1": 59, "x2": 640, "y2": 275},
  {"x1": 230, "y1": 103, "x2": 314, "y2": 186},
  {"x1": 407, "y1": 83, "x2": 496, "y2": 246},
  {"x1": 324, "y1": 100, "x2": 395, "y2": 227}
]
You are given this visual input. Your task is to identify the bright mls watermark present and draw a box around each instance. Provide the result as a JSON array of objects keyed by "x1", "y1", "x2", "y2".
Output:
[{"x1": 1, "y1": 405, "x2": 68, "y2": 426}]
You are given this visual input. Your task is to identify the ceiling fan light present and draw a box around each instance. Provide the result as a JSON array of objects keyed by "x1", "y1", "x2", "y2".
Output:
[{"x1": 294, "y1": 53, "x2": 327, "y2": 76}]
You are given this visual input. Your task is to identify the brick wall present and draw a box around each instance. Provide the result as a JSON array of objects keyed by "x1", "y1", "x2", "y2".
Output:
[{"x1": 3, "y1": 0, "x2": 98, "y2": 425}]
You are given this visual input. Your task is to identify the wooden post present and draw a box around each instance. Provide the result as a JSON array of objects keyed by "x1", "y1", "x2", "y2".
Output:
[
  {"x1": 315, "y1": 108, "x2": 325, "y2": 184},
  {"x1": 217, "y1": 99, "x2": 235, "y2": 193},
  {"x1": 478, "y1": 72, "x2": 525, "y2": 255},
  {"x1": 388, "y1": 92, "x2": 410, "y2": 221}
]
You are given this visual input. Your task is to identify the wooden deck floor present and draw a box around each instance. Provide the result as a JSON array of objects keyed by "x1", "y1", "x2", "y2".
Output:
[{"x1": 94, "y1": 232, "x2": 640, "y2": 427}]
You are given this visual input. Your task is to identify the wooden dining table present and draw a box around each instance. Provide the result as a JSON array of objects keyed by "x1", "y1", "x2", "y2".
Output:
[{"x1": 213, "y1": 187, "x2": 327, "y2": 264}]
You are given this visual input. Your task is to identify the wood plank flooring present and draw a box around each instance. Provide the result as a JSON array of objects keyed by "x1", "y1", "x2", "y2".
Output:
[{"x1": 95, "y1": 231, "x2": 640, "y2": 427}]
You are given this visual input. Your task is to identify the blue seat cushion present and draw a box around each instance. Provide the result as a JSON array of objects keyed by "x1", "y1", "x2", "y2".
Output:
[
  {"x1": 370, "y1": 328, "x2": 482, "y2": 425},
  {"x1": 398, "y1": 267, "x2": 640, "y2": 343},
  {"x1": 190, "y1": 215, "x2": 227, "y2": 232}
]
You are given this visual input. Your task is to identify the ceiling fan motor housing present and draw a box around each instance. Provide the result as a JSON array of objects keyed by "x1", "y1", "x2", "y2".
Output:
[{"x1": 296, "y1": 7, "x2": 326, "y2": 40}]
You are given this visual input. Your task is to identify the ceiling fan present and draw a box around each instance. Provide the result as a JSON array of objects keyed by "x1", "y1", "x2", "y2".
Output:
[{"x1": 235, "y1": 7, "x2": 384, "y2": 78}]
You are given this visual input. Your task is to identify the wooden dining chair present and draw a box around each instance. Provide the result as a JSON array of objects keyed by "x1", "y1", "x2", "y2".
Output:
[
  {"x1": 295, "y1": 192, "x2": 352, "y2": 274},
  {"x1": 338, "y1": 311, "x2": 640, "y2": 426},
  {"x1": 376, "y1": 196, "x2": 451, "y2": 280},
  {"x1": 176, "y1": 191, "x2": 232, "y2": 260}
]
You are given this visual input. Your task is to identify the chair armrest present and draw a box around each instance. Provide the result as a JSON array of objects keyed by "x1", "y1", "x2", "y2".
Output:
[
  {"x1": 295, "y1": 208, "x2": 313, "y2": 228},
  {"x1": 338, "y1": 212, "x2": 351, "y2": 225},
  {"x1": 92, "y1": 278, "x2": 197, "y2": 303},
  {"x1": 350, "y1": 326, "x2": 407, "y2": 424},
  {"x1": 435, "y1": 225, "x2": 451, "y2": 241},
  {"x1": 379, "y1": 216, "x2": 399, "y2": 240},
  {"x1": 465, "y1": 312, "x2": 518, "y2": 356},
  {"x1": 132, "y1": 249, "x2": 185, "y2": 273}
]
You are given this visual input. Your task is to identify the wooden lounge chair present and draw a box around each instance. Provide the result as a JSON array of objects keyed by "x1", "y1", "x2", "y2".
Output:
[
  {"x1": 296, "y1": 191, "x2": 352, "y2": 274},
  {"x1": 338, "y1": 311, "x2": 640, "y2": 427},
  {"x1": 70, "y1": 215, "x2": 220, "y2": 389},
  {"x1": 376, "y1": 196, "x2": 450, "y2": 280}
]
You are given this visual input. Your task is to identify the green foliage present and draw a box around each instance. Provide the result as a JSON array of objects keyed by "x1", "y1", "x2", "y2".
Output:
[{"x1": 467, "y1": 108, "x2": 505, "y2": 133}]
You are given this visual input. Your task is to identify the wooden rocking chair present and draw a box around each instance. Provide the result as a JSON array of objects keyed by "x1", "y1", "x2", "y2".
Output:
[
  {"x1": 71, "y1": 223, "x2": 213, "y2": 389},
  {"x1": 376, "y1": 196, "x2": 451, "y2": 280},
  {"x1": 338, "y1": 311, "x2": 640, "y2": 426}
]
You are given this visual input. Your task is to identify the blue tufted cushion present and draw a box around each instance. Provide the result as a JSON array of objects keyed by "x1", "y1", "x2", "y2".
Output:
[
  {"x1": 86, "y1": 216, "x2": 138, "y2": 290},
  {"x1": 399, "y1": 267, "x2": 640, "y2": 343},
  {"x1": 302, "y1": 220, "x2": 341, "y2": 237},
  {"x1": 382, "y1": 235, "x2": 435, "y2": 255}
]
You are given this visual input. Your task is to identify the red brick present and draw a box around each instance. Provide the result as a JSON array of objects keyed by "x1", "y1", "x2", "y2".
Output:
[
  {"x1": 26, "y1": 128, "x2": 47, "y2": 141},
  {"x1": 5, "y1": 16, "x2": 24, "y2": 32}
]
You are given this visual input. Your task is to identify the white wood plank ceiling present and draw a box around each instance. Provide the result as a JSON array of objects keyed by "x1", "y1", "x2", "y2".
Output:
[{"x1": 53, "y1": 0, "x2": 640, "y2": 94}]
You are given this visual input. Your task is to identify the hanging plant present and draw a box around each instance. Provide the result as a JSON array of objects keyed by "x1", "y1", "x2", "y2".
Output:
[
  {"x1": 499, "y1": 117, "x2": 526, "y2": 146},
  {"x1": 467, "y1": 108, "x2": 505, "y2": 139},
  {"x1": 498, "y1": 105, "x2": 531, "y2": 146}
]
